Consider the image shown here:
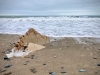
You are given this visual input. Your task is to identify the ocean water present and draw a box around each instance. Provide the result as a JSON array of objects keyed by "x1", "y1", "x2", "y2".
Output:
[{"x1": 0, "y1": 16, "x2": 100, "y2": 37}]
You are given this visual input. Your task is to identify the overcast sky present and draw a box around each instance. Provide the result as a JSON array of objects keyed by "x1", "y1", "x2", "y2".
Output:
[{"x1": 0, "y1": 0, "x2": 100, "y2": 15}]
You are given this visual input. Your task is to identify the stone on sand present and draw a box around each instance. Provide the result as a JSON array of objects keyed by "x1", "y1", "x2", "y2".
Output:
[
  {"x1": 49, "y1": 72, "x2": 56, "y2": 75},
  {"x1": 4, "y1": 57, "x2": 10, "y2": 61},
  {"x1": 4, "y1": 72, "x2": 12, "y2": 75},
  {"x1": 4, "y1": 65, "x2": 12, "y2": 68},
  {"x1": 23, "y1": 61, "x2": 29, "y2": 65},
  {"x1": 61, "y1": 70, "x2": 66, "y2": 73},
  {"x1": 0, "y1": 69, "x2": 6, "y2": 73},
  {"x1": 93, "y1": 56, "x2": 97, "y2": 59},
  {"x1": 31, "y1": 55, "x2": 34, "y2": 59},
  {"x1": 61, "y1": 67, "x2": 64, "y2": 69},
  {"x1": 54, "y1": 56, "x2": 57, "y2": 58},
  {"x1": 30, "y1": 68, "x2": 37, "y2": 73},
  {"x1": 97, "y1": 64, "x2": 100, "y2": 66},
  {"x1": 79, "y1": 69, "x2": 86, "y2": 72},
  {"x1": 51, "y1": 72, "x2": 56, "y2": 75}
]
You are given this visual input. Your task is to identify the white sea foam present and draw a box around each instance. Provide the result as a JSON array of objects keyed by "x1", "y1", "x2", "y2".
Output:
[
  {"x1": 0, "y1": 17, "x2": 100, "y2": 37},
  {"x1": 6, "y1": 49, "x2": 29, "y2": 58}
]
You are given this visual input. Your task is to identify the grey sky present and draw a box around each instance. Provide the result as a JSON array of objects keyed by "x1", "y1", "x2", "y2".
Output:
[{"x1": 0, "y1": 0, "x2": 100, "y2": 15}]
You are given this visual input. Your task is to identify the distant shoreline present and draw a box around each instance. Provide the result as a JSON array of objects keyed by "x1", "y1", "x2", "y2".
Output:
[
  {"x1": 0, "y1": 15, "x2": 100, "y2": 18},
  {"x1": 0, "y1": 33, "x2": 100, "y2": 38}
]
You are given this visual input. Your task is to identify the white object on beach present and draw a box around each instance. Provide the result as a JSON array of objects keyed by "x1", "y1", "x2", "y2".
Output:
[
  {"x1": 54, "y1": 56, "x2": 57, "y2": 58},
  {"x1": 6, "y1": 49, "x2": 29, "y2": 58},
  {"x1": 6, "y1": 43, "x2": 45, "y2": 58}
]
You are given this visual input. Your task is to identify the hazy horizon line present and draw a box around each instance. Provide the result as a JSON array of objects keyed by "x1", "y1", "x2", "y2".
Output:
[{"x1": 0, "y1": 14, "x2": 100, "y2": 16}]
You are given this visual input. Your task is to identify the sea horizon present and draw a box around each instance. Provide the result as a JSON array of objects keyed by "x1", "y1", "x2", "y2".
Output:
[{"x1": 0, "y1": 15, "x2": 100, "y2": 18}]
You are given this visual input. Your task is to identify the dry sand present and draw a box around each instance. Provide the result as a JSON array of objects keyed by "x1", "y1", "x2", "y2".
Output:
[{"x1": 0, "y1": 34, "x2": 100, "y2": 75}]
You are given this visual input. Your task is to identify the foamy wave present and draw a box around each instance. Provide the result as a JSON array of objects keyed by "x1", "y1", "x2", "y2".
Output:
[{"x1": 0, "y1": 17, "x2": 100, "y2": 37}]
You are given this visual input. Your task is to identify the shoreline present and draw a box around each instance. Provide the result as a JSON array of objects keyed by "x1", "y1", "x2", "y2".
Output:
[
  {"x1": 0, "y1": 34, "x2": 100, "y2": 75},
  {"x1": 1, "y1": 33, "x2": 100, "y2": 38}
]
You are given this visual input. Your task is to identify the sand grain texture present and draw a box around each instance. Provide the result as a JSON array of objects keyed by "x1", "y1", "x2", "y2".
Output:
[
  {"x1": 0, "y1": 34, "x2": 100, "y2": 75},
  {"x1": 27, "y1": 43, "x2": 45, "y2": 52}
]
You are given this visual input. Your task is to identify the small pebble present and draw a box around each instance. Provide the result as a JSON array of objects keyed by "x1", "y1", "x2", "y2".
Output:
[
  {"x1": 61, "y1": 67, "x2": 64, "y2": 69},
  {"x1": 4, "y1": 65, "x2": 12, "y2": 68},
  {"x1": 6, "y1": 51, "x2": 10, "y2": 53},
  {"x1": 97, "y1": 64, "x2": 100, "y2": 66},
  {"x1": 24, "y1": 56, "x2": 30, "y2": 58},
  {"x1": 51, "y1": 72, "x2": 56, "y2": 75},
  {"x1": 0, "y1": 69, "x2": 6, "y2": 73},
  {"x1": 32, "y1": 70, "x2": 37, "y2": 73},
  {"x1": 7, "y1": 49, "x2": 10, "y2": 51},
  {"x1": 23, "y1": 63, "x2": 27, "y2": 65},
  {"x1": 4, "y1": 57, "x2": 10, "y2": 61},
  {"x1": 93, "y1": 44, "x2": 96, "y2": 45},
  {"x1": 2, "y1": 52, "x2": 5, "y2": 53},
  {"x1": 54, "y1": 56, "x2": 57, "y2": 58},
  {"x1": 24, "y1": 61, "x2": 29, "y2": 65},
  {"x1": 13, "y1": 43, "x2": 15, "y2": 44},
  {"x1": 49, "y1": 72, "x2": 53, "y2": 74},
  {"x1": 66, "y1": 45, "x2": 69, "y2": 47},
  {"x1": 79, "y1": 69, "x2": 86, "y2": 72},
  {"x1": 30, "y1": 68, "x2": 37, "y2": 73},
  {"x1": 4, "y1": 72, "x2": 12, "y2": 75},
  {"x1": 43, "y1": 64, "x2": 46, "y2": 65},
  {"x1": 31, "y1": 55, "x2": 34, "y2": 59},
  {"x1": 61, "y1": 70, "x2": 66, "y2": 73},
  {"x1": 93, "y1": 56, "x2": 97, "y2": 59},
  {"x1": 98, "y1": 48, "x2": 100, "y2": 50}
]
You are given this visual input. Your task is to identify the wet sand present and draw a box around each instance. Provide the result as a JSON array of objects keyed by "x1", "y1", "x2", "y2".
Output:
[{"x1": 0, "y1": 34, "x2": 100, "y2": 75}]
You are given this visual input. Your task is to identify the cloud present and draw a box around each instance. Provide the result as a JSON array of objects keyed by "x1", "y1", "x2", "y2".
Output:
[{"x1": 0, "y1": 0, "x2": 100, "y2": 15}]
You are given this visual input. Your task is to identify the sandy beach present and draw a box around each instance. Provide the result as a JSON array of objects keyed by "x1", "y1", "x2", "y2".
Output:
[{"x1": 0, "y1": 34, "x2": 100, "y2": 75}]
